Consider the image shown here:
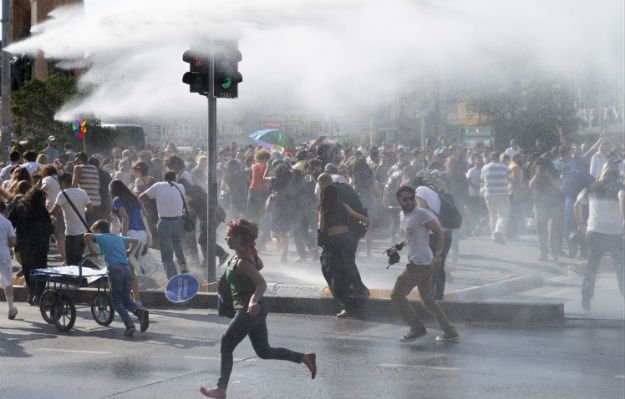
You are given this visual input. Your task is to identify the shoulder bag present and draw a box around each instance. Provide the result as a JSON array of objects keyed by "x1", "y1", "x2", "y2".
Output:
[{"x1": 170, "y1": 182, "x2": 195, "y2": 232}]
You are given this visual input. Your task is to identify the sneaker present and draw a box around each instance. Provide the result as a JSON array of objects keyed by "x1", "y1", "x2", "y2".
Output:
[
  {"x1": 8, "y1": 306, "x2": 18, "y2": 320},
  {"x1": 138, "y1": 309, "x2": 150, "y2": 332},
  {"x1": 435, "y1": 332, "x2": 460, "y2": 342},
  {"x1": 400, "y1": 328, "x2": 427, "y2": 342},
  {"x1": 124, "y1": 325, "x2": 136, "y2": 337}
]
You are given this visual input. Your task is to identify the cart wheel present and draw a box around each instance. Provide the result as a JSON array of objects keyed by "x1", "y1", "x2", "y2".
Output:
[
  {"x1": 39, "y1": 290, "x2": 58, "y2": 324},
  {"x1": 91, "y1": 292, "x2": 115, "y2": 326},
  {"x1": 52, "y1": 295, "x2": 76, "y2": 332}
]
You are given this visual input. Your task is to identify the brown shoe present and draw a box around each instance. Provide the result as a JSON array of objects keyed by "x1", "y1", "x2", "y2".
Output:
[{"x1": 303, "y1": 352, "x2": 317, "y2": 379}]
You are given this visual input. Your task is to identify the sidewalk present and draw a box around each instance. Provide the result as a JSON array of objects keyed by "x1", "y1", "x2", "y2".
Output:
[{"x1": 10, "y1": 232, "x2": 622, "y2": 320}]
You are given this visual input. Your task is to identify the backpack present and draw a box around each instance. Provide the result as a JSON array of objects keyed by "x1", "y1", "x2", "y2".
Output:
[
  {"x1": 217, "y1": 272, "x2": 235, "y2": 318},
  {"x1": 415, "y1": 177, "x2": 462, "y2": 229},
  {"x1": 436, "y1": 191, "x2": 462, "y2": 229}
]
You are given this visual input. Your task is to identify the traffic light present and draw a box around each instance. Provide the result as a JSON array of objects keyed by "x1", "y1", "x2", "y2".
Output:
[
  {"x1": 213, "y1": 40, "x2": 242, "y2": 99},
  {"x1": 182, "y1": 50, "x2": 210, "y2": 95}
]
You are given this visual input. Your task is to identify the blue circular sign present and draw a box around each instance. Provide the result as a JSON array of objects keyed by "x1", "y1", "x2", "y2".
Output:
[{"x1": 165, "y1": 274, "x2": 200, "y2": 303}]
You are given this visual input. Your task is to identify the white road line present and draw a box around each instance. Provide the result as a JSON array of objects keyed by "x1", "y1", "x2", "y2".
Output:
[
  {"x1": 378, "y1": 363, "x2": 460, "y2": 371},
  {"x1": 36, "y1": 348, "x2": 110, "y2": 355},
  {"x1": 615, "y1": 375, "x2": 624, "y2": 379}
]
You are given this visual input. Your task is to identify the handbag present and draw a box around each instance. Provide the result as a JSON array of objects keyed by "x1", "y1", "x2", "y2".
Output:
[{"x1": 170, "y1": 183, "x2": 195, "y2": 232}]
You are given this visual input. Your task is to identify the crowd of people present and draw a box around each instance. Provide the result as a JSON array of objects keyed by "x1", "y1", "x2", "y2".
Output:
[{"x1": 0, "y1": 130, "x2": 622, "y2": 328}]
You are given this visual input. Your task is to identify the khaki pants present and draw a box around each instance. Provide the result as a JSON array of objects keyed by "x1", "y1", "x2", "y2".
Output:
[
  {"x1": 484, "y1": 195, "x2": 510, "y2": 235},
  {"x1": 391, "y1": 263, "x2": 455, "y2": 335}
]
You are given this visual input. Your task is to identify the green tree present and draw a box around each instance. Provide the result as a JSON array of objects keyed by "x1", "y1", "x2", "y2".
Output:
[{"x1": 11, "y1": 74, "x2": 78, "y2": 143}]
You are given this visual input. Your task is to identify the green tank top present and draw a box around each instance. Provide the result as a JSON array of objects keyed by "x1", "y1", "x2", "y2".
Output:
[{"x1": 225, "y1": 255, "x2": 265, "y2": 310}]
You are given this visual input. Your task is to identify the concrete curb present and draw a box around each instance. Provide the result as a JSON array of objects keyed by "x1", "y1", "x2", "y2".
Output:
[
  {"x1": 6, "y1": 285, "x2": 564, "y2": 326},
  {"x1": 443, "y1": 275, "x2": 544, "y2": 301}
]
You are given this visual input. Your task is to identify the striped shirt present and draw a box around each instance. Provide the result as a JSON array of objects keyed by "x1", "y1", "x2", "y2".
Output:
[
  {"x1": 481, "y1": 162, "x2": 511, "y2": 197},
  {"x1": 75, "y1": 164, "x2": 101, "y2": 206}
]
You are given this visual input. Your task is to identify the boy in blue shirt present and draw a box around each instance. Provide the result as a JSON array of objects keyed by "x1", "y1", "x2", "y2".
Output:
[{"x1": 85, "y1": 220, "x2": 150, "y2": 337}]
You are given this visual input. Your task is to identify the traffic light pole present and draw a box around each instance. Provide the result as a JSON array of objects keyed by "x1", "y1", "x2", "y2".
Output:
[{"x1": 206, "y1": 56, "x2": 217, "y2": 284}]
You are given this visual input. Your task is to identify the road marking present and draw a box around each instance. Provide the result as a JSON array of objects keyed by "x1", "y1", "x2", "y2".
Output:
[
  {"x1": 379, "y1": 363, "x2": 460, "y2": 371},
  {"x1": 615, "y1": 375, "x2": 624, "y2": 379},
  {"x1": 37, "y1": 348, "x2": 110, "y2": 355}
]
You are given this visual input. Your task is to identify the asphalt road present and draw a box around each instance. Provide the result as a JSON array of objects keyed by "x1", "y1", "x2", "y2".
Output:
[{"x1": 1, "y1": 306, "x2": 623, "y2": 399}]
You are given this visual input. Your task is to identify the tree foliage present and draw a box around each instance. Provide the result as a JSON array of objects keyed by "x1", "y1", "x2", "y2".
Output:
[
  {"x1": 10, "y1": 74, "x2": 123, "y2": 153},
  {"x1": 11, "y1": 74, "x2": 78, "y2": 141}
]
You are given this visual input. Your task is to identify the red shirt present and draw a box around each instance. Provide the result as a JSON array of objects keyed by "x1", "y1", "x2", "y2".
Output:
[{"x1": 249, "y1": 162, "x2": 268, "y2": 192}]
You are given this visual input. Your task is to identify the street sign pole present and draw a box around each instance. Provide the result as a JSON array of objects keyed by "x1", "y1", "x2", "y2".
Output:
[
  {"x1": 1, "y1": 0, "x2": 12, "y2": 161},
  {"x1": 206, "y1": 43, "x2": 217, "y2": 284}
]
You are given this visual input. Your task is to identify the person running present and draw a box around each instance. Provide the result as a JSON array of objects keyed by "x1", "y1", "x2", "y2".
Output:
[
  {"x1": 388, "y1": 185, "x2": 459, "y2": 343},
  {"x1": 200, "y1": 219, "x2": 316, "y2": 398},
  {"x1": 110, "y1": 180, "x2": 148, "y2": 305},
  {"x1": 139, "y1": 171, "x2": 187, "y2": 279},
  {"x1": 0, "y1": 201, "x2": 18, "y2": 319},
  {"x1": 574, "y1": 168, "x2": 624, "y2": 311},
  {"x1": 85, "y1": 220, "x2": 149, "y2": 337},
  {"x1": 8, "y1": 188, "x2": 54, "y2": 305},
  {"x1": 318, "y1": 184, "x2": 369, "y2": 319},
  {"x1": 481, "y1": 151, "x2": 512, "y2": 244}
]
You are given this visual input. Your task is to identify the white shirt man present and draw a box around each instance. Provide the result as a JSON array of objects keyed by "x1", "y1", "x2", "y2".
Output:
[{"x1": 142, "y1": 181, "x2": 185, "y2": 218}]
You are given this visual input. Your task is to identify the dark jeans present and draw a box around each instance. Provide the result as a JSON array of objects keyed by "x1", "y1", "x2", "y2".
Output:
[
  {"x1": 293, "y1": 209, "x2": 316, "y2": 258},
  {"x1": 582, "y1": 231, "x2": 625, "y2": 302},
  {"x1": 218, "y1": 306, "x2": 303, "y2": 389},
  {"x1": 157, "y1": 218, "x2": 186, "y2": 279},
  {"x1": 108, "y1": 264, "x2": 140, "y2": 328},
  {"x1": 320, "y1": 232, "x2": 369, "y2": 315},
  {"x1": 246, "y1": 188, "x2": 268, "y2": 224},
  {"x1": 429, "y1": 230, "x2": 453, "y2": 300},
  {"x1": 65, "y1": 234, "x2": 85, "y2": 266}
]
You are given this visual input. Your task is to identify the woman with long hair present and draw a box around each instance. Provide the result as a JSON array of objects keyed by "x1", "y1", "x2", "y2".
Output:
[
  {"x1": 8, "y1": 188, "x2": 54, "y2": 304},
  {"x1": 7, "y1": 167, "x2": 33, "y2": 195},
  {"x1": 132, "y1": 161, "x2": 158, "y2": 248},
  {"x1": 109, "y1": 179, "x2": 148, "y2": 305},
  {"x1": 200, "y1": 219, "x2": 316, "y2": 398},
  {"x1": 318, "y1": 184, "x2": 370, "y2": 319}
]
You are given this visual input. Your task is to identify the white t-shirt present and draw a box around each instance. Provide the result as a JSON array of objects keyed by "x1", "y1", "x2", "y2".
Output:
[
  {"x1": 589, "y1": 153, "x2": 608, "y2": 180},
  {"x1": 504, "y1": 147, "x2": 521, "y2": 159},
  {"x1": 143, "y1": 181, "x2": 186, "y2": 218},
  {"x1": 23, "y1": 162, "x2": 43, "y2": 175},
  {"x1": 42, "y1": 176, "x2": 61, "y2": 211},
  {"x1": 576, "y1": 188, "x2": 624, "y2": 235},
  {"x1": 0, "y1": 214, "x2": 16, "y2": 261},
  {"x1": 415, "y1": 185, "x2": 444, "y2": 232},
  {"x1": 466, "y1": 166, "x2": 482, "y2": 197},
  {"x1": 400, "y1": 207, "x2": 437, "y2": 266},
  {"x1": 55, "y1": 188, "x2": 92, "y2": 235}
]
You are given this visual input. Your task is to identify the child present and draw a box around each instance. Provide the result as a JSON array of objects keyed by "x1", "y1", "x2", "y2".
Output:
[
  {"x1": 0, "y1": 201, "x2": 18, "y2": 319},
  {"x1": 84, "y1": 219, "x2": 149, "y2": 337}
]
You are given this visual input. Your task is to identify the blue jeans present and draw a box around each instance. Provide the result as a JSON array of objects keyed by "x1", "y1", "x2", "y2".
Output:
[
  {"x1": 157, "y1": 218, "x2": 186, "y2": 279},
  {"x1": 108, "y1": 264, "x2": 140, "y2": 328},
  {"x1": 217, "y1": 306, "x2": 304, "y2": 389},
  {"x1": 582, "y1": 231, "x2": 625, "y2": 301}
]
